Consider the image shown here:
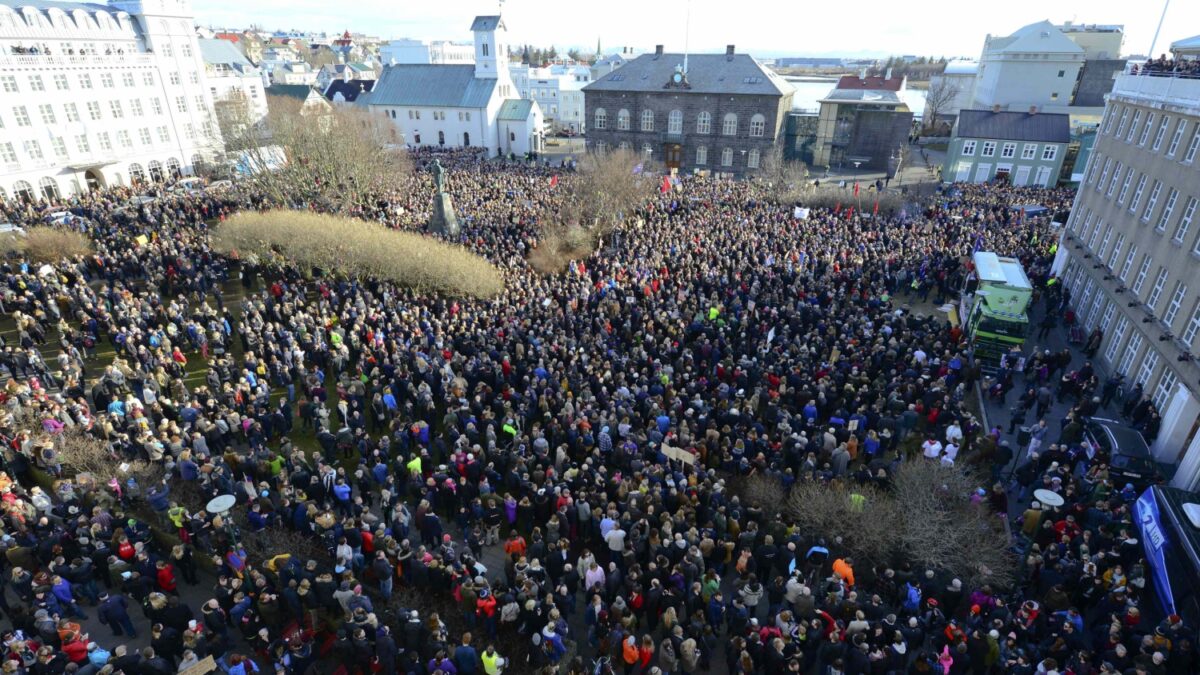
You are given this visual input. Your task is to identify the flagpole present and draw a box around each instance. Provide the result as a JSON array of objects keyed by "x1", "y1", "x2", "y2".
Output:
[
  {"x1": 683, "y1": 0, "x2": 691, "y2": 75},
  {"x1": 1147, "y1": 0, "x2": 1171, "y2": 59}
]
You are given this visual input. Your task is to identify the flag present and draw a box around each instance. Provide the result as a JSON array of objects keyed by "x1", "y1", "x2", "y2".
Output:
[
  {"x1": 661, "y1": 176, "x2": 671, "y2": 193},
  {"x1": 873, "y1": 200, "x2": 879, "y2": 215},
  {"x1": 846, "y1": 206, "x2": 854, "y2": 219},
  {"x1": 549, "y1": 175, "x2": 558, "y2": 188},
  {"x1": 853, "y1": 182, "x2": 860, "y2": 197},
  {"x1": 834, "y1": 203, "x2": 842, "y2": 215}
]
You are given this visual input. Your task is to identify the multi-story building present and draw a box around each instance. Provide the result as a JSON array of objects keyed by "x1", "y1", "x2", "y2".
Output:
[
  {"x1": 0, "y1": 0, "x2": 222, "y2": 200},
  {"x1": 812, "y1": 75, "x2": 912, "y2": 173},
  {"x1": 510, "y1": 65, "x2": 589, "y2": 134},
  {"x1": 379, "y1": 38, "x2": 474, "y2": 65},
  {"x1": 1056, "y1": 64, "x2": 1200, "y2": 489},
  {"x1": 199, "y1": 38, "x2": 267, "y2": 125},
  {"x1": 971, "y1": 21, "x2": 1087, "y2": 115},
  {"x1": 924, "y1": 60, "x2": 977, "y2": 123},
  {"x1": 942, "y1": 108, "x2": 1069, "y2": 185},
  {"x1": 583, "y1": 45, "x2": 794, "y2": 175}
]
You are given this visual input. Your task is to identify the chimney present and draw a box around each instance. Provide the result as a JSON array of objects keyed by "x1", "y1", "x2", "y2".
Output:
[
  {"x1": 726, "y1": 45, "x2": 735, "y2": 61},
  {"x1": 992, "y1": 104, "x2": 1001, "y2": 113},
  {"x1": 1029, "y1": 105, "x2": 1038, "y2": 115},
  {"x1": 654, "y1": 44, "x2": 663, "y2": 58}
]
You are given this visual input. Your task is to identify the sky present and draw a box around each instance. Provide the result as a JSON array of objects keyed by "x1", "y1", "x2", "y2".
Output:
[{"x1": 192, "y1": 0, "x2": 1200, "y2": 59}]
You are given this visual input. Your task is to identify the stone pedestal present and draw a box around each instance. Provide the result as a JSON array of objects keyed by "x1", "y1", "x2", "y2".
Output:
[{"x1": 430, "y1": 192, "x2": 460, "y2": 237}]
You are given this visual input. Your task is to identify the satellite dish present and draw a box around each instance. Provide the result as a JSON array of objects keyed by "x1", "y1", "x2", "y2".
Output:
[{"x1": 206, "y1": 494, "x2": 237, "y2": 515}]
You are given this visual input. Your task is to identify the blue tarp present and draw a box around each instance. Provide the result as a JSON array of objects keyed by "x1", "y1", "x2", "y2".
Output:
[{"x1": 1135, "y1": 487, "x2": 1176, "y2": 616}]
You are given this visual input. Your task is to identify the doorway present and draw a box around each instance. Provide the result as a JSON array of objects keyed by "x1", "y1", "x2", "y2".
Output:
[
  {"x1": 663, "y1": 143, "x2": 682, "y2": 169},
  {"x1": 85, "y1": 169, "x2": 105, "y2": 192}
]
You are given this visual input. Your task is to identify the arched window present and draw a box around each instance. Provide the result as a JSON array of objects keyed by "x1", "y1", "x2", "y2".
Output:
[
  {"x1": 463, "y1": 132, "x2": 470, "y2": 147},
  {"x1": 748, "y1": 149, "x2": 761, "y2": 168},
  {"x1": 696, "y1": 146, "x2": 708, "y2": 165},
  {"x1": 190, "y1": 154, "x2": 203, "y2": 175},
  {"x1": 722, "y1": 113, "x2": 738, "y2": 136},
  {"x1": 12, "y1": 181, "x2": 32, "y2": 203},
  {"x1": 616, "y1": 109, "x2": 630, "y2": 131},
  {"x1": 509, "y1": 131, "x2": 515, "y2": 142},
  {"x1": 39, "y1": 176, "x2": 59, "y2": 201},
  {"x1": 668, "y1": 110, "x2": 683, "y2": 135},
  {"x1": 619, "y1": 141, "x2": 630, "y2": 151},
  {"x1": 696, "y1": 111, "x2": 711, "y2": 134},
  {"x1": 721, "y1": 148, "x2": 733, "y2": 166},
  {"x1": 749, "y1": 114, "x2": 766, "y2": 137},
  {"x1": 640, "y1": 109, "x2": 654, "y2": 132},
  {"x1": 128, "y1": 163, "x2": 145, "y2": 183},
  {"x1": 438, "y1": 130, "x2": 445, "y2": 145},
  {"x1": 147, "y1": 159, "x2": 164, "y2": 182},
  {"x1": 165, "y1": 157, "x2": 181, "y2": 179},
  {"x1": 594, "y1": 108, "x2": 607, "y2": 130}
]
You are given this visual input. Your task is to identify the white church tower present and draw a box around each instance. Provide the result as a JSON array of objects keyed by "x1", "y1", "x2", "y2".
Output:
[{"x1": 471, "y1": 15, "x2": 506, "y2": 79}]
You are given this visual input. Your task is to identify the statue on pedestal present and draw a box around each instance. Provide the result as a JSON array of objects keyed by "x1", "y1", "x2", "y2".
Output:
[{"x1": 429, "y1": 159, "x2": 460, "y2": 237}]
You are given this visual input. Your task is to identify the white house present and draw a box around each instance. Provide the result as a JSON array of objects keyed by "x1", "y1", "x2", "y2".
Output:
[
  {"x1": 924, "y1": 60, "x2": 977, "y2": 123},
  {"x1": 509, "y1": 64, "x2": 589, "y2": 133},
  {"x1": 363, "y1": 15, "x2": 543, "y2": 156},
  {"x1": 970, "y1": 20, "x2": 1086, "y2": 115},
  {"x1": 199, "y1": 38, "x2": 267, "y2": 124},
  {"x1": 0, "y1": 0, "x2": 223, "y2": 200},
  {"x1": 379, "y1": 38, "x2": 474, "y2": 65}
]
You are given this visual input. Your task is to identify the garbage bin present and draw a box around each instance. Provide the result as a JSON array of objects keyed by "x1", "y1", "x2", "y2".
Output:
[{"x1": 1017, "y1": 425, "x2": 1032, "y2": 447}]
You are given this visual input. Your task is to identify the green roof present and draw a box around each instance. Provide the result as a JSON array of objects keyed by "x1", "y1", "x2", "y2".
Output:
[{"x1": 497, "y1": 99, "x2": 534, "y2": 121}]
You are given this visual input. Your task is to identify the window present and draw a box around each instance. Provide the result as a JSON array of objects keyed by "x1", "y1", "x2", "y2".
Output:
[
  {"x1": 1107, "y1": 161, "x2": 1122, "y2": 196},
  {"x1": 1129, "y1": 175, "x2": 1149, "y2": 213},
  {"x1": 0, "y1": 142, "x2": 16, "y2": 164},
  {"x1": 1138, "y1": 113, "x2": 1154, "y2": 146},
  {"x1": 151, "y1": 98, "x2": 163, "y2": 115},
  {"x1": 143, "y1": 72, "x2": 154, "y2": 87},
  {"x1": 1041, "y1": 145, "x2": 1057, "y2": 161},
  {"x1": 109, "y1": 101, "x2": 124, "y2": 119},
  {"x1": 1050, "y1": 92, "x2": 1059, "y2": 101},
  {"x1": 1022, "y1": 144, "x2": 1038, "y2": 160},
  {"x1": 1132, "y1": 255, "x2": 1151, "y2": 294},
  {"x1": 437, "y1": 130, "x2": 444, "y2": 145},
  {"x1": 63, "y1": 103, "x2": 79, "y2": 123},
  {"x1": 51, "y1": 137, "x2": 68, "y2": 159},
  {"x1": 1098, "y1": 226, "x2": 1113, "y2": 259},
  {"x1": 97, "y1": 132, "x2": 112, "y2": 152},
  {"x1": 981, "y1": 141, "x2": 996, "y2": 157},
  {"x1": 138, "y1": 128, "x2": 152, "y2": 146},
  {"x1": 1117, "y1": 332, "x2": 1143, "y2": 376},
  {"x1": 100, "y1": 72, "x2": 114, "y2": 88},
  {"x1": 1168, "y1": 120, "x2": 1187, "y2": 157},
  {"x1": 749, "y1": 114, "x2": 765, "y2": 138},
  {"x1": 1184, "y1": 301, "x2": 1200, "y2": 347},
  {"x1": 1108, "y1": 233, "x2": 1125, "y2": 269},
  {"x1": 961, "y1": 140, "x2": 976, "y2": 156},
  {"x1": 1120, "y1": 245, "x2": 1138, "y2": 281},
  {"x1": 999, "y1": 142, "x2": 1016, "y2": 159},
  {"x1": 1104, "y1": 105, "x2": 1120, "y2": 134},
  {"x1": 593, "y1": 108, "x2": 606, "y2": 129},
  {"x1": 1126, "y1": 109, "x2": 1141, "y2": 142},
  {"x1": 668, "y1": 110, "x2": 682, "y2": 135},
  {"x1": 721, "y1": 147, "x2": 733, "y2": 166},
  {"x1": 641, "y1": 143, "x2": 653, "y2": 156},
  {"x1": 1177, "y1": 196, "x2": 1198, "y2": 250},
  {"x1": 1088, "y1": 218, "x2": 1103, "y2": 249},
  {"x1": 1136, "y1": 350, "x2": 1160, "y2": 388},
  {"x1": 157, "y1": 126, "x2": 170, "y2": 143},
  {"x1": 117, "y1": 130, "x2": 132, "y2": 148},
  {"x1": 722, "y1": 113, "x2": 737, "y2": 136},
  {"x1": 593, "y1": 141, "x2": 605, "y2": 153},
  {"x1": 1115, "y1": 107, "x2": 1129, "y2": 137},
  {"x1": 12, "y1": 106, "x2": 30, "y2": 127},
  {"x1": 0, "y1": 76, "x2": 16, "y2": 92},
  {"x1": 1141, "y1": 180, "x2": 1162, "y2": 221},
  {"x1": 23, "y1": 140, "x2": 43, "y2": 160},
  {"x1": 1147, "y1": 267, "x2": 1169, "y2": 309},
  {"x1": 696, "y1": 111, "x2": 711, "y2": 134},
  {"x1": 1117, "y1": 169, "x2": 1134, "y2": 203},
  {"x1": 38, "y1": 104, "x2": 55, "y2": 125},
  {"x1": 696, "y1": 145, "x2": 707, "y2": 165},
  {"x1": 184, "y1": 123, "x2": 196, "y2": 140},
  {"x1": 162, "y1": 44, "x2": 173, "y2": 58},
  {"x1": 481, "y1": 42, "x2": 488, "y2": 57},
  {"x1": 79, "y1": 74, "x2": 92, "y2": 89},
  {"x1": 1057, "y1": 69, "x2": 1065, "y2": 77},
  {"x1": 1105, "y1": 316, "x2": 1129, "y2": 362},
  {"x1": 28, "y1": 75, "x2": 43, "y2": 92},
  {"x1": 189, "y1": 72, "x2": 199, "y2": 85},
  {"x1": 52, "y1": 74, "x2": 69, "y2": 91},
  {"x1": 74, "y1": 134, "x2": 90, "y2": 154},
  {"x1": 616, "y1": 109, "x2": 630, "y2": 130},
  {"x1": 1153, "y1": 116, "x2": 1170, "y2": 151},
  {"x1": 181, "y1": 43, "x2": 192, "y2": 58},
  {"x1": 1165, "y1": 282, "x2": 1188, "y2": 326},
  {"x1": 175, "y1": 96, "x2": 187, "y2": 113},
  {"x1": 748, "y1": 148, "x2": 760, "y2": 168},
  {"x1": 122, "y1": 72, "x2": 135, "y2": 87},
  {"x1": 169, "y1": 72, "x2": 181, "y2": 86},
  {"x1": 130, "y1": 100, "x2": 143, "y2": 117},
  {"x1": 1154, "y1": 370, "x2": 1178, "y2": 410},
  {"x1": 1187, "y1": 127, "x2": 1200, "y2": 163},
  {"x1": 641, "y1": 109, "x2": 654, "y2": 132},
  {"x1": 87, "y1": 102, "x2": 101, "y2": 121}
]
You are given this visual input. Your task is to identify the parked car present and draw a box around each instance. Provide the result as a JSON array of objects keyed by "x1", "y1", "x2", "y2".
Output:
[{"x1": 1083, "y1": 416, "x2": 1162, "y2": 490}]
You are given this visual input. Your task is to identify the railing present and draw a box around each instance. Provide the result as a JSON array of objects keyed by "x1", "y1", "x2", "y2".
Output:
[
  {"x1": 0, "y1": 53, "x2": 156, "y2": 68},
  {"x1": 1124, "y1": 60, "x2": 1200, "y2": 79},
  {"x1": 660, "y1": 131, "x2": 686, "y2": 144}
]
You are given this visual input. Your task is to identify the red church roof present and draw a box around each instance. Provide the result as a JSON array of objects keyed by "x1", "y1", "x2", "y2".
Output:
[
  {"x1": 215, "y1": 32, "x2": 240, "y2": 43},
  {"x1": 836, "y1": 75, "x2": 904, "y2": 91}
]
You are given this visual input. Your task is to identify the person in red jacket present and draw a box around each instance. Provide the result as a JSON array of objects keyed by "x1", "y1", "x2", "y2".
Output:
[
  {"x1": 156, "y1": 560, "x2": 178, "y2": 594},
  {"x1": 476, "y1": 587, "x2": 498, "y2": 639}
]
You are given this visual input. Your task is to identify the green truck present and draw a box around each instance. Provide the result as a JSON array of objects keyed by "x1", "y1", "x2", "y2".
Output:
[{"x1": 963, "y1": 251, "x2": 1033, "y2": 365}]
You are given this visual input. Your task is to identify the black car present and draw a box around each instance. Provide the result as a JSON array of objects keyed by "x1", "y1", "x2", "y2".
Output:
[{"x1": 1083, "y1": 417, "x2": 1162, "y2": 490}]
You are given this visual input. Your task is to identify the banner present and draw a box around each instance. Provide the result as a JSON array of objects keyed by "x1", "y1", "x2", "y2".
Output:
[
  {"x1": 1135, "y1": 488, "x2": 1177, "y2": 616},
  {"x1": 793, "y1": 207, "x2": 810, "y2": 220}
]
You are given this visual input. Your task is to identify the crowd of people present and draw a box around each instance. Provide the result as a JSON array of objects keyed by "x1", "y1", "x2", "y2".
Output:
[
  {"x1": 1130, "y1": 56, "x2": 1200, "y2": 78},
  {"x1": 0, "y1": 152, "x2": 1190, "y2": 675}
]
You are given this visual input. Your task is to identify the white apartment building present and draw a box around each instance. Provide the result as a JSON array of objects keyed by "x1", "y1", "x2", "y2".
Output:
[
  {"x1": 1056, "y1": 61, "x2": 1200, "y2": 490},
  {"x1": 380, "y1": 38, "x2": 474, "y2": 65},
  {"x1": 0, "y1": 0, "x2": 222, "y2": 200},
  {"x1": 199, "y1": 38, "x2": 266, "y2": 125},
  {"x1": 971, "y1": 20, "x2": 1086, "y2": 115},
  {"x1": 509, "y1": 64, "x2": 589, "y2": 133}
]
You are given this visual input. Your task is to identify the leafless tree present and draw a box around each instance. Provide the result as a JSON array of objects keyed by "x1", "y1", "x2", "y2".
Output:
[
  {"x1": 923, "y1": 79, "x2": 961, "y2": 130},
  {"x1": 758, "y1": 145, "x2": 810, "y2": 204},
  {"x1": 559, "y1": 148, "x2": 652, "y2": 233}
]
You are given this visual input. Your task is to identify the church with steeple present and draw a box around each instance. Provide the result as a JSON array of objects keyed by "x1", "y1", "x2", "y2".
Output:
[{"x1": 363, "y1": 14, "x2": 544, "y2": 157}]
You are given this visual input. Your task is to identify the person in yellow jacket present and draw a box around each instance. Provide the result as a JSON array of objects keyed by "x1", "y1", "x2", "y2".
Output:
[{"x1": 481, "y1": 644, "x2": 506, "y2": 674}]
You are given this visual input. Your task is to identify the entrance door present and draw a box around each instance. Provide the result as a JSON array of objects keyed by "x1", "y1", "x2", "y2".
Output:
[
  {"x1": 84, "y1": 169, "x2": 105, "y2": 192},
  {"x1": 974, "y1": 163, "x2": 992, "y2": 182},
  {"x1": 663, "y1": 144, "x2": 682, "y2": 169},
  {"x1": 955, "y1": 162, "x2": 972, "y2": 182}
]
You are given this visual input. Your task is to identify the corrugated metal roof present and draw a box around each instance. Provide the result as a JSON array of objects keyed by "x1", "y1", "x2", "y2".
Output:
[
  {"x1": 821, "y1": 89, "x2": 906, "y2": 105},
  {"x1": 956, "y1": 109, "x2": 1070, "y2": 143},
  {"x1": 497, "y1": 99, "x2": 534, "y2": 121},
  {"x1": 470, "y1": 15, "x2": 502, "y2": 31},
  {"x1": 324, "y1": 79, "x2": 375, "y2": 103},
  {"x1": 198, "y1": 38, "x2": 252, "y2": 68},
  {"x1": 582, "y1": 53, "x2": 793, "y2": 96},
  {"x1": 368, "y1": 64, "x2": 497, "y2": 108}
]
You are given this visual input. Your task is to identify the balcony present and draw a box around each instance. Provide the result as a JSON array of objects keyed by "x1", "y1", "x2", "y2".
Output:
[
  {"x1": 660, "y1": 130, "x2": 686, "y2": 144},
  {"x1": 1111, "y1": 72, "x2": 1200, "y2": 113},
  {"x1": 0, "y1": 52, "x2": 156, "y2": 69}
]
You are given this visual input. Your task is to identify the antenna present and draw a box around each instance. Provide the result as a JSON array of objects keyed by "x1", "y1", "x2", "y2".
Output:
[{"x1": 683, "y1": 0, "x2": 691, "y2": 75}]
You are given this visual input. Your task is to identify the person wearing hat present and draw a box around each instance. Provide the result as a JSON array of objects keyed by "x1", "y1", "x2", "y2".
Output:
[{"x1": 98, "y1": 591, "x2": 137, "y2": 638}]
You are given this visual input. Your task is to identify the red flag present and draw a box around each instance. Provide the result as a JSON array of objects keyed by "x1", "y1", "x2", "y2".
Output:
[
  {"x1": 661, "y1": 176, "x2": 671, "y2": 193},
  {"x1": 550, "y1": 175, "x2": 558, "y2": 188},
  {"x1": 834, "y1": 203, "x2": 842, "y2": 215},
  {"x1": 853, "y1": 182, "x2": 860, "y2": 197},
  {"x1": 873, "y1": 199, "x2": 879, "y2": 215},
  {"x1": 846, "y1": 206, "x2": 854, "y2": 219}
]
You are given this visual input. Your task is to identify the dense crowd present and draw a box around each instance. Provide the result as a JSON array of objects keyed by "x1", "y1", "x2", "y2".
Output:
[
  {"x1": 0, "y1": 154, "x2": 1189, "y2": 675},
  {"x1": 1130, "y1": 56, "x2": 1200, "y2": 78}
]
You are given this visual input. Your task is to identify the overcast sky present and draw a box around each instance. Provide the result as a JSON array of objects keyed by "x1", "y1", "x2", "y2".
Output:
[{"x1": 193, "y1": 0, "x2": 1198, "y2": 59}]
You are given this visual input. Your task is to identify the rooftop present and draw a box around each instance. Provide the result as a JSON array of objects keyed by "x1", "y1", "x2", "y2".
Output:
[
  {"x1": 835, "y1": 75, "x2": 904, "y2": 91},
  {"x1": 497, "y1": 99, "x2": 535, "y2": 121},
  {"x1": 956, "y1": 109, "x2": 1071, "y2": 143},
  {"x1": 368, "y1": 64, "x2": 498, "y2": 108},
  {"x1": 986, "y1": 20, "x2": 1084, "y2": 56},
  {"x1": 323, "y1": 79, "x2": 375, "y2": 103},
  {"x1": 583, "y1": 52, "x2": 793, "y2": 96},
  {"x1": 470, "y1": 15, "x2": 503, "y2": 32},
  {"x1": 820, "y1": 89, "x2": 907, "y2": 106}
]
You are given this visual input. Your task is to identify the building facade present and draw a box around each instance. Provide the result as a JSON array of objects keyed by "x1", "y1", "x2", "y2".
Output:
[
  {"x1": 379, "y1": 39, "x2": 474, "y2": 65},
  {"x1": 924, "y1": 60, "x2": 977, "y2": 123},
  {"x1": 583, "y1": 46, "x2": 794, "y2": 175},
  {"x1": 199, "y1": 38, "x2": 267, "y2": 125},
  {"x1": 971, "y1": 21, "x2": 1086, "y2": 115},
  {"x1": 943, "y1": 109, "x2": 1069, "y2": 185},
  {"x1": 510, "y1": 65, "x2": 586, "y2": 133},
  {"x1": 0, "y1": 0, "x2": 222, "y2": 200},
  {"x1": 813, "y1": 75, "x2": 912, "y2": 172},
  {"x1": 1056, "y1": 68, "x2": 1200, "y2": 489}
]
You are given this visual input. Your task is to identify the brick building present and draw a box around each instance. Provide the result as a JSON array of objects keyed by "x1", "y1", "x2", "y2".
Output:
[{"x1": 582, "y1": 45, "x2": 794, "y2": 175}]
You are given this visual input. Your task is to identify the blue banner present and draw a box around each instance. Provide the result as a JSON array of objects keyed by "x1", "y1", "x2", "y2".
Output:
[{"x1": 1135, "y1": 488, "x2": 1177, "y2": 616}]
